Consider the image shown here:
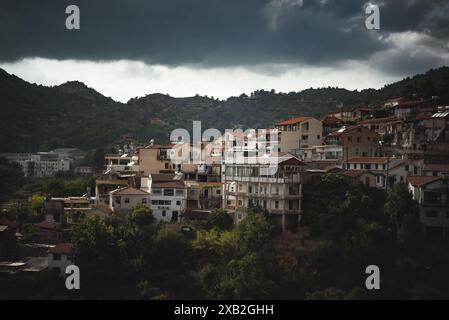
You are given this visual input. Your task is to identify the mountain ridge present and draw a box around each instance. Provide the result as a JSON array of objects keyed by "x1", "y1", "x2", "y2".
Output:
[{"x1": 0, "y1": 66, "x2": 448, "y2": 153}]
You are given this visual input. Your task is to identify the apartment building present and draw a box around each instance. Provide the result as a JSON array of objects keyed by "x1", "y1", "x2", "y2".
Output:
[
  {"x1": 332, "y1": 125, "x2": 380, "y2": 161},
  {"x1": 139, "y1": 144, "x2": 176, "y2": 175},
  {"x1": 223, "y1": 153, "x2": 305, "y2": 231},
  {"x1": 408, "y1": 175, "x2": 449, "y2": 239},
  {"x1": 275, "y1": 117, "x2": 323, "y2": 153},
  {"x1": 5, "y1": 152, "x2": 71, "y2": 178}
]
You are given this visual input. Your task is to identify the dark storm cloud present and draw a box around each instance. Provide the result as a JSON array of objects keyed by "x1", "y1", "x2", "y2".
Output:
[{"x1": 0, "y1": 0, "x2": 448, "y2": 69}]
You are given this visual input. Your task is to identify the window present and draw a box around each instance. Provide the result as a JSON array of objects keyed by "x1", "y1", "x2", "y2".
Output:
[
  {"x1": 115, "y1": 197, "x2": 121, "y2": 204},
  {"x1": 151, "y1": 200, "x2": 158, "y2": 205},
  {"x1": 53, "y1": 253, "x2": 61, "y2": 261},
  {"x1": 164, "y1": 163, "x2": 169, "y2": 169},
  {"x1": 405, "y1": 165, "x2": 409, "y2": 171},
  {"x1": 142, "y1": 198, "x2": 147, "y2": 204},
  {"x1": 164, "y1": 189, "x2": 174, "y2": 196},
  {"x1": 175, "y1": 189, "x2": 184, "y2": 196},
  {"x1": 348, "y1": 137, "x2": 352, "y2": 142},
  {"x1": 275, "y1": 201, "x2": 279, "y2": 209},
  {"x1": 216, "y1": 189, "x2": 221, "y2": 195},
  {"x1": 424, "y1": 192, "x2": 442, "y2": 204},
  {"x1": 426, "y1": 210, "x2": 438, "y2": 218},
  {"x1": 152, "y1": 189, "x2": 162, "y2": 195},
  {"x1": 317, "y1": 135, "x2": 321, "y2": 139},
  {"x1": 124, "y1": 197, "x2": 130, "y2": 204},
  {"x1": 162, "y1": 210, "x2": 166, "y2": 217},
  {"x1": 176, "y1": 200, "x2": 181, "y2": 206},
  {"x1": 357, "y1": 137, "x2": 361, "y2": 143}
]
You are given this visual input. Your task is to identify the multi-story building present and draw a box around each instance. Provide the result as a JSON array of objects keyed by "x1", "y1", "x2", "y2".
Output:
[
  {"x1": 275, "y1": 117, "x2": 323, "y2": 153},
  {"x1": 223, "y1": 153, "x2": 306, "y2": 231},
  {"x1": 148, "y1": 179, "x2": 187, "y2": 223},
  {"x1": 330, "y1": 125, "x2": 380, "y2": 161},
  {"x1": 408, "y1": 175, "x2": 449, "y2": 239},
  {"x1": 5, "y1": 152, "x2": 71, "y2": 178},
  {"x1": 139, "y1": 144, "x2": 176, "y2": 175},
  {"x1": 298, "y1": 144, "x2": 343, "y2": 169}
]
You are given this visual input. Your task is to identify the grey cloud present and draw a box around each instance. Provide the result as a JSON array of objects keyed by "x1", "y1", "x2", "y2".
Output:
[{"x1": 0, "y1": 0, "x2": 448, "y2": 70}]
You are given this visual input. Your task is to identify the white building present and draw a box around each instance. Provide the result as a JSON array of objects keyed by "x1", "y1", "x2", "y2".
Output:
[
  {"x1": 109, "y1": 186, "x2": 151, "y2": 214},
  {"x1": 408, "y1": 176, "x2": 449, "y2": 238},
  {"x1": 224, "y1": 153, "x2": 306, "y2": 231},
  {"x1": 149, "y1": 179, "x2": 187, "y2": 223},
  {"x1": 5, "y1": 152, "x2": 71, "y2": 178},
  {"x1": 48, "y1": 243, "x2": 74, "y2": 277}
]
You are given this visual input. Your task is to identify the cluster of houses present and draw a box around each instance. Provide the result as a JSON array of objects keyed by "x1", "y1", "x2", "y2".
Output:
[
  {"x1": 1, "y1": 97, "x2": 449, "y2": 277},
  {"x1": 1, "y1": 148, "x2": 89, "y2": 178}
]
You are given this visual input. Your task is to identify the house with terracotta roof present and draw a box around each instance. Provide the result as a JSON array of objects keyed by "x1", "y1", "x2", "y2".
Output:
[
  {"x1": 328, "y1": 168, "x2": 377, "y2": 188},
  {"x1": 109, "y1": 186, "x2": 151, "y2": 214},
  {"x1": 343, "y1": 157, "x2": 404, "y2": 189},
  {"x1": 334, "y1": 125, "x2": 380, "y2": 161},
  {"x1": 408, "y1": 175, "x2": 449, "y2": 239},
  {"x1": 149, "y1": 179, "x2": 187, "y2": 222},
  {"x1": 48, "y1": 243, "x2": 74, "y2": 277},
  {"x1": 35, "y1": 221, "x2": 71, "y2": 244},
  {"x1": 275, "y1": 117, "x2": 323, "y2": 154}
]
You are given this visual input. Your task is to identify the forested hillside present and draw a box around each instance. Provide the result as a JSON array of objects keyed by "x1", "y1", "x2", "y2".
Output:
[{"x1": 1, "y1": 66, "x2": 448, "y2": 152}]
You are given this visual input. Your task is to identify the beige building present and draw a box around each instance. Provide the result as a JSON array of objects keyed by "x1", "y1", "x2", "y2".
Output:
[
  {"x1": 139, "y1": 144, "x2": 176, "y2": 175},
  {"x1": 275, "y1": 117, "x2": 323, "y2": 153},
  {"x1": 338, "y1": 125, "x2": 380, "y2": 161}
]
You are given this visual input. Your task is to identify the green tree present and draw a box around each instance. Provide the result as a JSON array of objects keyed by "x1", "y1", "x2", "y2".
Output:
[
  {"x1": 384, "y1": 183, "x2": 422, "y2": 245},
  {"x1": 0, "y1": 158, "x2": 24, "y2": 201},
  {"x1": 207, "y1": 208, "x2": 233, "y2": 231}
]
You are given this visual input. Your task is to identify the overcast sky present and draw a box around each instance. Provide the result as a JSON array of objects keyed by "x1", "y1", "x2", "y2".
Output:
[{"x1": 1, "y1": 0, "x2": 449, "y2": 102}]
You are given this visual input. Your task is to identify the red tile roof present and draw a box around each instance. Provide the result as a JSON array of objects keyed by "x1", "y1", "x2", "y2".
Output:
[
  {"x1": 152, "y1": 181, "x2": 186, "y2": 188},
  {"x1": 346, "y1": 157, "x2": 390, "y2": 164},
  {"x1": 49, "y1": 243, "x2": 74, "y2": 255},
  {"x1": 358, "y1": 116, "x2": 398, "y2": 124},
  {"x1": 321, "y1": 115, "x2": 342, "y2": 125},
  {"x1": 276, "y1": 117, "x2": 311, "y2": 126},
  {"x1": 407, "y1": 176, "x2": 442, "y2": 187},
  {"x1": 35, "y1": 221, "x2": 61, "y2": 230},
  {"x1": 150, "y1": 173, "x2": 176, "y2": 182},
  {"x1": 110, "y1": 186, "x2": 150, "y2": 195}
]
